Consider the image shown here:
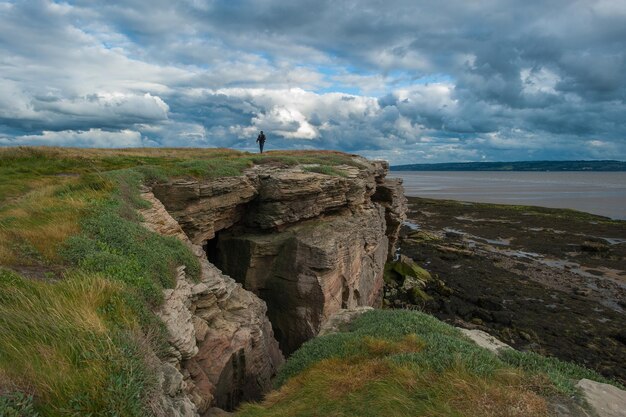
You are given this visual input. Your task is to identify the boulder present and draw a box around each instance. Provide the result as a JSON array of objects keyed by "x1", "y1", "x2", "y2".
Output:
[
  {"x1": 458, "y1": 328, "x2": 512, "y2": 354},
  {"x1": 319, "y1": 307, "x2": 374, "y2": 336},
  {"x1": 576, "y1": 379, "x2": 626, "y2": 417},
  {"x1": 392, "y1": 254, "x2": 432, "y2": 283}
]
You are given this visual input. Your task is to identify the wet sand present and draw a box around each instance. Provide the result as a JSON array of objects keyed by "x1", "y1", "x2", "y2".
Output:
[{"x1": 392, "y1": 197, "x2": 626, "y2": 383}]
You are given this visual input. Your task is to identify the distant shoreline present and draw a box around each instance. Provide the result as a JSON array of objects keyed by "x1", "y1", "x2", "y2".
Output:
[
  {"x1": 391, "y1": 160, "x2": 626, "y2": 172},
  {"x1": 393, "y1": 171, "x2": 626, "y2": 220}
]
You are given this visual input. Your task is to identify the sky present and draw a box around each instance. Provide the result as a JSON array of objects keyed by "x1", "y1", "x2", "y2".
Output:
[{"x1": 0, "y1": 0, "x2": 625, "y2": 164}]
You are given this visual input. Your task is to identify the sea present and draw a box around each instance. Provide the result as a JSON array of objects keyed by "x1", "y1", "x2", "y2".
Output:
[{"x1": 392, "y1": 171, "x2": 626, "y2": 220}]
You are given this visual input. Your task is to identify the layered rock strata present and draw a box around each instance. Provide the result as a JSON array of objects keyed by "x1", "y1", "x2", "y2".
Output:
[
  {"x1": 215, "y1": 204, "x2": 388, "y2": 353},
  {"x1": 142, "y1": 155, "x2": 406, "y2": 411},
  {"x1": 140, "y1": 191, "x2": 284, "y2": 415},
  {"x1": 154, "y1": 158, "x2": 405, "y2": 354}
]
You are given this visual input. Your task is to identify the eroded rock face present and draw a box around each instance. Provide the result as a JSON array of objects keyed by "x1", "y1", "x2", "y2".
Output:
[
  {"x1": 151, "y1": 158, "x2": 405, "y2": 355},
  {"x1": 245, "y1": 162, "x2": 386, "y2": 229},
  {"x1": 373, "y1": 177, "x2": 408, "y2": 259},
  {"x1": 216, "y1": 204, "x2": 388, "y2": 353},
  {"x1": 141, "y1": 155, "x2": 406, "y2": 410},
  {"x1": 141, "y1": 191, "x2": 284, "y2": 414},
  {"x1": 152, "y1": 176, "x2": 258, "y2": 245}
]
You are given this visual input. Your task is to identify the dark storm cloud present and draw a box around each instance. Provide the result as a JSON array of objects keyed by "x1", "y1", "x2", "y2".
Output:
[{"x1": 0, "y1": 0, "x2": 624, "y2": 162}]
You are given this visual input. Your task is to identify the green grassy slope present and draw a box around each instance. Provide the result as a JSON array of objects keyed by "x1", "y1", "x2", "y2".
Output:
[{"x1": 236, "y1": 310, "x2": 619, "y2": 417}]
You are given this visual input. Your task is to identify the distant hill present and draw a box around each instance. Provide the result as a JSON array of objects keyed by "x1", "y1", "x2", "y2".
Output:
[{"x1": 391, "y1": 160, "x2": 626, "y2": 172}]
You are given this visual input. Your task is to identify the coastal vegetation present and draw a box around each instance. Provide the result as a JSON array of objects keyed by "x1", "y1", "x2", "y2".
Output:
[{"x1": 235, "y1": 310, "x2": 614, "y2": 416}]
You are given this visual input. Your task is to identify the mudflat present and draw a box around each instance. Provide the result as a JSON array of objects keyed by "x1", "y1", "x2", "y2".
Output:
[{"x1": 395, "y1": 197, "x2": 626, "y2": 384}]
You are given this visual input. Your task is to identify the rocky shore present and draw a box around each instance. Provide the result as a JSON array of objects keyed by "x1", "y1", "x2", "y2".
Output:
[{"x1": 387, "y1": 197, "x2": 626, "y2": 384}]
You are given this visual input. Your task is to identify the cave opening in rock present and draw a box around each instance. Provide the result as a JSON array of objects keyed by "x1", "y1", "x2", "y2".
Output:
[
  {"x1": 204, "y1": 231, "x2": 224, "y2": 269},
  {"x1": 202, "y1": 227, "x2": 249, "y2": 286}
]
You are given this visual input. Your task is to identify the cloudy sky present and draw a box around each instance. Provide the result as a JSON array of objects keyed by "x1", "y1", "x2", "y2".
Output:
[{"x1": 1, "y1": 0, "x2": 625, "y2": 163}]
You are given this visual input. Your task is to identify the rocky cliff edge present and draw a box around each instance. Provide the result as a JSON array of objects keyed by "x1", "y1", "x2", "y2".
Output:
[{"x1": 141, "y1": 155, "x2": 406, "y2": 414}]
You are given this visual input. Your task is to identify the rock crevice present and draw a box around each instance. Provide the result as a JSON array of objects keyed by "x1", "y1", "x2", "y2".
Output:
[
  {"x1": 141, "y1": 156, "x2": 406, "y2": 412},
  {"x1": 141, "y1": 191, "x2": 283, "y2": 415}
]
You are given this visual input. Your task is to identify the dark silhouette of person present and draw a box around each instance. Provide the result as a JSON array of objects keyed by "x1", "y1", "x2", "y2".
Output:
[{"x1": 256, "y1": 130, "x2": 266, "y2": 153}]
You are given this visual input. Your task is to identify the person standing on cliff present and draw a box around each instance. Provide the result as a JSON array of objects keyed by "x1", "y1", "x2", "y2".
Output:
[{"x1": 256, "y1": 131, "x2": 266, "y2": 153}]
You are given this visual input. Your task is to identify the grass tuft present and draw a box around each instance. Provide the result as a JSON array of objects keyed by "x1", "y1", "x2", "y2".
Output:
[{"x1": 238, "y1": 309, "x2": 619, "y2": 416}]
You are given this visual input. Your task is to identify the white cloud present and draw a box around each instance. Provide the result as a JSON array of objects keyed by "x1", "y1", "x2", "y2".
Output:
[
  {"x1": 521, "y1": 67, "x2": 559, "y2": 95},
  {"x1": 5, "y1": 129, "x2": 146, "y2": 147}
]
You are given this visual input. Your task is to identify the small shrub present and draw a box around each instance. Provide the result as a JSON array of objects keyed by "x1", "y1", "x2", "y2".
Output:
[{"x1": 0, "y1": 392, "x2": 39, "y2": 417}]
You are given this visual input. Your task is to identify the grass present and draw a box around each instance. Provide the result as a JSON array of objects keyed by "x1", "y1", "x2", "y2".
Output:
[
  {"x1": 0, "y1": 269, "x2": 156, "y2": 416},
  {"x1": 0, "y1": 174, "x2": 112, "y2": 266},
  {"x1": 236, "y1": 309, "x2": 618, "y2": 417},
  {"x1": 302, "y1": 165, "x2": 349, "y2": 177},
  {"x1": 0, "y1": 392, "x2": 39, "y2": 417},
  {"x1": 0, "y1": 165, "x2": 194, "y2": 415}
]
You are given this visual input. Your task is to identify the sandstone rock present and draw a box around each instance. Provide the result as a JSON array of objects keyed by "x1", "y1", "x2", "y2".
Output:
[
  {"x1": 458, "y1": 328, "x2": 512, "y2": 354},
  {"x1": 140, "y1": 192, "x2": 284, "y2": 413},
  {"x1": 247, "y1": 170, "x2": 354, "y2": 229},
  {"x1": 162, "y1": 362, "x2": 185, "y2": 397},
  {"x1": 152, "y1": 176, "x2": 258, "y2": 244},
  {"x1": 576, "y1": 379, "x2": 626, "y2": 417},
  {"x1": 157, "y1": 267, "x2": 199, "y2": 362},
  {"x1": 140, "y1": 155, "x2": 406, "y2": 410},
  {"x1": 318, "y1": 307, "x2": 374, "y2": 336},
  {"x1": 373, "y1": 177, "x2": 407, "y2": 259},
  {"x1": 215, "y1": 204, "x2": 388, "y2": 354},
  {"x1": 192, "y1": 316, "x2": 210, "y2": 343},
  {"x1": 186, "y1": 258, "x2": 284, "y2": 411},
  {"x1": 152, "y1": 157, "x2": 394, "y2": 241},
  {"x1": 155, "y1": 361, "x2": 199, "y2": 417}
]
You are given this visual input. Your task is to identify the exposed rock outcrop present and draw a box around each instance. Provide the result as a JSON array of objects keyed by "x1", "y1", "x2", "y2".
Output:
[
  {"x1": 318, "y1": 307, "x2": 374, "y2": 336},
  {"x1": 576, "y1": 379, "x2": 626, "y2": 417},
  {"x1": 152, "y1": 176, "x2": 257, "y2": 245},
  {"x1": 245, "y1": 162, "x2": 386, "y2": 229},
  {"x1": 156, "y1": 159, "x2": 401, "y2": 354},
  {"x1": 140, "y1": 155, "x2": 406, "y2": 411},
  {"x1": 141, "y1": 191, "x2": 284, "y2": 414},
  {"x1": 215, "y1": 204, "x2": 388, "y2": 353},
  {"x1": 458, "y1": 328, "x2": 512, "y2": 354},
  {"x1": 372, "y1": 176, "x2": 408, "y2": 259}
]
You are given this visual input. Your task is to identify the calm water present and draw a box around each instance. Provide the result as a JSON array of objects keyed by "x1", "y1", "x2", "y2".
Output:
[{"x1": 393, "y1": 171, "x2": 626, "y2": 220}]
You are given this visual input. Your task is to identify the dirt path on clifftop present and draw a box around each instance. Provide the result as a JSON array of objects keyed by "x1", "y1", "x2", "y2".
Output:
[{"x1": 395, "y1": 197, "x2": 626, "y2": 384}]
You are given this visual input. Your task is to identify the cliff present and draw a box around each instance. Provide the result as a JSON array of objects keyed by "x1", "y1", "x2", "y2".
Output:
[{"x1": 143, "y1": 156, "x2": 407, "y2": 413}]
